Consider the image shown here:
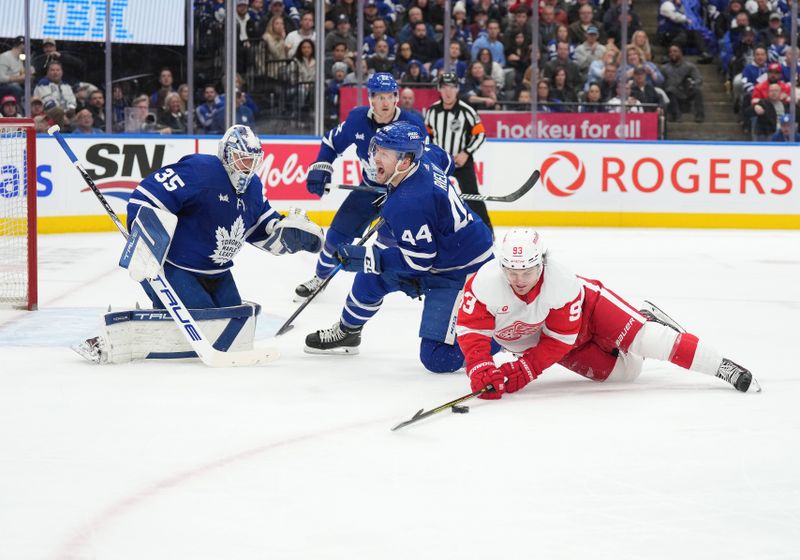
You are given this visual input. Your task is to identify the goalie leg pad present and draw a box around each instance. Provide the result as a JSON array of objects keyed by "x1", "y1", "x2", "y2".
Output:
[
  {"x1": 120, "y1": 206, "x2": 178, "y2": 282},
  {"x1": 92, "y1": 303, "x2": 261, "y2": 363},
  {"x1": 139, "y1": 265, "x2": 242, "y2": 309}
]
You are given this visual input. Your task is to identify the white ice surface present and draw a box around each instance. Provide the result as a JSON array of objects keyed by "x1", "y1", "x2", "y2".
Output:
[{"x1": 1, "y1": 228, "x2": 798, "y2": 560}]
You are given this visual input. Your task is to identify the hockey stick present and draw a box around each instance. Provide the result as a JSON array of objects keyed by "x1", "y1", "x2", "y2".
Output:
[
  {"x1": 391, "y1": 386, "x2": 493, "y2": 431},
  {"x1": 48, "y1": 125, "x2": 278, "y2": 367},
  {"x1": 328, "y1": 169, "x2": 540, "y2": 203},
  {"x1": 275, "y1": 216, "x2": 385, "y2": 336}
]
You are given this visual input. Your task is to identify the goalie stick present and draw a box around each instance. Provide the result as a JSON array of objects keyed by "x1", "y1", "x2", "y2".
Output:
[
  {"x1": 48, "y1": 126, "x2": 278, "y2": 367},
  {"x1": 391, "y1": 386, "x2": 493, "y2": 431},
  {"x1": 327, "y1": 169, "x2": 540, "y2": 203},
  {"x1": 275, "y1": 217, "x2": 385, "y2": 336}
]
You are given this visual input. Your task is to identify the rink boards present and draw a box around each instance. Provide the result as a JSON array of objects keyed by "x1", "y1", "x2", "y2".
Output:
[{"x1": 24, "y1": 135, "x2": 800, "y2": 233}]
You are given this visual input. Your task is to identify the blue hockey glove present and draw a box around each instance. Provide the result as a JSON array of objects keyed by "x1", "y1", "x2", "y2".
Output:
[
  {"x1": 336, "y1": 244, "x2": 382, "y2": 274},
  {"x1": 306, "y1": 161, "x2": 333, "y2": 197}
]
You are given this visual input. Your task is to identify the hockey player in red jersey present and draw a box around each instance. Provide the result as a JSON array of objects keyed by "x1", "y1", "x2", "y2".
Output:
[{"x1": 456, "y1": 229, "x2": 760, "y2": 399}]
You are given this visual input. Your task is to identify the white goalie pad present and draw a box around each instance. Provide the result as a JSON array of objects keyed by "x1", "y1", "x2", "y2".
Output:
[
  {"x1": 80, "y1": 302, "x2": 261, "y2": 364},
  {"x1": 119, "y1": 206, "x2": 178, "y2": 282},
  {"x1": 255, "y1": 207, "x2": 324, "y2": 255}
]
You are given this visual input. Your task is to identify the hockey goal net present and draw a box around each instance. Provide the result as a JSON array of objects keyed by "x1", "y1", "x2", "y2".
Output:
[{"x1": 0, "y1": 119, "x2": 37, "y2": 310}]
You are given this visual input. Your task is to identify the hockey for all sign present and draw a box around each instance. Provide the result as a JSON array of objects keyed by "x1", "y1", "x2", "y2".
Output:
[{"x1": 478, "y1": 112, "x2": 659, "y2": 140}]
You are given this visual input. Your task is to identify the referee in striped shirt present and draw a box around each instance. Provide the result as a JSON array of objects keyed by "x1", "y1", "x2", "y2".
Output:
[{"x1": 424, "y1": 72, "x2": 493, "y2": 233}]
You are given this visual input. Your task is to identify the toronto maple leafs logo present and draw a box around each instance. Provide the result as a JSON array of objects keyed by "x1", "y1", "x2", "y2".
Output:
[{"x1": 210, "y1": 216, "x2": 245, "y2": 265}]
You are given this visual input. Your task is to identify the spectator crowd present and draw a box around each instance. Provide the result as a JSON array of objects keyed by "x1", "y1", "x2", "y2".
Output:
[{"x1": 0, "y1": 0, "x2": 797, "y2": 141}]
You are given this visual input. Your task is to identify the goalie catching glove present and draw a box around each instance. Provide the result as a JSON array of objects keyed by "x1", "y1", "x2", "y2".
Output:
[
  {"x1": 119, "y1": 206, "x2": 178, "y2": 282},
  {"x1": 258, "y1": 207, "x2": 324, "y2": 255}
]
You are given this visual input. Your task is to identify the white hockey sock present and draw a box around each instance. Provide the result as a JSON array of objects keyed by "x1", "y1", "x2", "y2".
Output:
[{"x1": 629, "y1": 322, "x2": 723, "y2": 377}]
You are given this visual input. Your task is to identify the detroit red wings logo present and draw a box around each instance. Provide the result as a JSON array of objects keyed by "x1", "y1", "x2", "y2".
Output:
[{"x1": 496, "y1": 321, "x2": 543, "y2": 341}]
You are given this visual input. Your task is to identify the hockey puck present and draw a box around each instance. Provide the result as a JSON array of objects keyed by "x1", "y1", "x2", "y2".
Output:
[{"x1": 451, "y1": 405, "x2": 470, "y2": 414}]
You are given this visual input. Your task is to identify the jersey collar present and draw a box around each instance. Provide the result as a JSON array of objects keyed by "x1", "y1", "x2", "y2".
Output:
[{"x1": 367, "y1": 106, "x2": 401, "y2": 124}]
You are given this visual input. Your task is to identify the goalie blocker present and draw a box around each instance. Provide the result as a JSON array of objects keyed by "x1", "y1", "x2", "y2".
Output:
[{"x1": 73, "y1": 303, "x2": 262, "y2": 364}]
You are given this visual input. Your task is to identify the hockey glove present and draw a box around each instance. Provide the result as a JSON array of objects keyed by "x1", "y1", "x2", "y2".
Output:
[
  {"x1": 261, "y1": 208, "x2": 324, "y2": 255},
  {"x1": 306, "y1": 162, "x2": 333, "y2": 197},
  {"x1": 336, "y1": 244, "x2": 382, "y2": 274},
  {"x1": 499, "y1": 356, "x2": 539, "y2": 394},
  {"x1": 467, "y1": 361, "x2": 506, "y2": 400},
  {"x1": 119, "y1": 206, "x2": 178, "y2": 282}
]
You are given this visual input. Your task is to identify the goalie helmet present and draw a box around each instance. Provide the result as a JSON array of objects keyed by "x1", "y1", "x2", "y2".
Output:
[
  {"x1": 218, "y1": 124, "x2": 264, "y2": 194},
  {"x1": 499, "y1": 229, "x2": 545, "y2": 270}
]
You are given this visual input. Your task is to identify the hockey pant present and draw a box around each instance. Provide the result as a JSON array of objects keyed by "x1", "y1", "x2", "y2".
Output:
[
  {"x1": 557, "y1": 283, "x2": 722, "y2": 382},
  {"x1": 316, "y1": 190, "x2": 381, "y2": 279},
  {"x1": 140, "y1": 262, "x2": 242, "y2": 309},
  {"x1": 340, "y1": 271, "x2": 469, "y2": 373}
]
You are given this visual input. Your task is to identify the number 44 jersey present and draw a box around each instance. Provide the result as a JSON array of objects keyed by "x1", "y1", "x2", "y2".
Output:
[
  {"x1": 378, "y1": 159, "x2": 494, "y2": 280},
  {"x1": 127, "y1": 154, "x2": 281, "y2": 275}
]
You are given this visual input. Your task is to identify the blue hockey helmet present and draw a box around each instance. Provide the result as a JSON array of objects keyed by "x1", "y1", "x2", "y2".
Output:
[
  {"x1": 366, "y1": 72, "x2": 399, "y2": 96},
  {"x1": 218, "y1": 124, "x2": 264, "y2": 194},
  {"x1": 368, "y1": 121, "x2": 426, "y2": 164}
]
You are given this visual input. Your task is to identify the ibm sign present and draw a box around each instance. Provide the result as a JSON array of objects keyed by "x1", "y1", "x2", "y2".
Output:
[{"x1": 4, "y1": 0, "x2": 185, "y2": 46}]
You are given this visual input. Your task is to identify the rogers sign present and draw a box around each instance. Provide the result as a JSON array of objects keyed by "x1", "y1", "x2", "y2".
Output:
[{"x1": 540, "y1": 151, "x2": 794, "y2": 196}]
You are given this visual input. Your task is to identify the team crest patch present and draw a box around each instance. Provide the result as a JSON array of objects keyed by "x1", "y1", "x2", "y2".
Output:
[
  {"x1": 210, "y1": 216, "x2": 245, "y2": 265},
  {"x1": 496, "y1": 321, "x2": 542, "y2": 341}
]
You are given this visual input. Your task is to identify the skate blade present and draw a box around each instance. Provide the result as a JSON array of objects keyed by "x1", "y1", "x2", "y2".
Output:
[
  {"x1": 292, "y1": 294, "x2": 310, "y2": 304},
  {"x1": 303, "y1": 345, "x2": 360, "y2": 356},
  {"x1": 641, "y1": 300, "x2": 686, "y2": 333},
  {"x1": 747, "y1": 377, "x2": 762, "y2": 393},
  {"x1": 71, "y1": 343, "x2": 101, "y2": 364}
]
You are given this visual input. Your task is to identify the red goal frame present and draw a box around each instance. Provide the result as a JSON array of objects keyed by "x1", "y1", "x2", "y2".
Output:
[{"x1": 1, "y1": 118, "x2": 37, "y2": 310}]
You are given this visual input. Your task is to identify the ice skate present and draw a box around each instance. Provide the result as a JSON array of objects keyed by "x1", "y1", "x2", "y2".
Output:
[
  {"x1": 640, "y1": 300, "x2": 686, "y2": 333},
  {"x1": 715, "y1": 358, "x2": 761, "y2": 392},
  {"x1": 294, "y1": 275, "x2": 325, "y2": 302},
  {"x1": 304, "y1": 322, "x2": 361, "y2": 355},
  {"x1": 71, "y1": 336, "x2": 108, "y2": 364}
]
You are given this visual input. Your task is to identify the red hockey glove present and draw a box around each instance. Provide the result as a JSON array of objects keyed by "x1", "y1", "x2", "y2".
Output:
[
  {"x1": 467, "y1": 360, "x2": 506, "y2": 400},
  {"x1": 499, "y1": 356, "x2": 539, "y2": 394}
]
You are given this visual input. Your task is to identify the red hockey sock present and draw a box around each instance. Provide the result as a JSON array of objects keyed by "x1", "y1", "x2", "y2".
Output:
[{"x1": 669, "y1": 333, "x2": 699, "y2": 369}]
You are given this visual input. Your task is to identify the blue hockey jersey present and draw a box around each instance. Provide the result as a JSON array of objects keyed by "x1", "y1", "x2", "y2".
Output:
[
  {"x1": 316, "y1": 106, "x2": 426, "y2": 187},
  {"x1": 378, "y1": 160, "x2": 494, "y2": 279},
  {"x1": 127, "y1": 154, "x2": 281, "y2": 275}
]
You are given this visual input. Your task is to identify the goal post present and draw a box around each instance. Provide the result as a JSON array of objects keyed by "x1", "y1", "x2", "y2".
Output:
[{"x1": 0, "y1": 118, "x2": 37, "y2": 310}]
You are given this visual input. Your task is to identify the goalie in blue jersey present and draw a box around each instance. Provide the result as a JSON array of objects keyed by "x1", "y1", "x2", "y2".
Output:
[
  {"x1": 74, "y1": 125, "x2": 324, "y2": 364},
  {"x1": 304, "y1": 122, "x2": 494, "y2": 374},
  {"x1": 293, "y1": 72, "x2": 433, "y2": 302}
]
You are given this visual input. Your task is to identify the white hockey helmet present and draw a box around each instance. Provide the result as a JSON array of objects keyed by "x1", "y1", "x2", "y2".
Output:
[
  {"x1": 218, "y1": 124, "x2": 264, "y2": 194},
  {"x1": 499, "y1": 229, "x2": 545, "y2": 270}
]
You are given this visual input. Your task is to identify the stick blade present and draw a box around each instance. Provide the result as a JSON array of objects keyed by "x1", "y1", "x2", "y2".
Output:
[{"x1": 391, "y1": 409, "x2": 425, "y2": 431}]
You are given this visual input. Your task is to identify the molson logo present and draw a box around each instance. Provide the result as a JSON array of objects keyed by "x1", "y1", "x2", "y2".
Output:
[
  {"x1": 257, "y1": 143, "x2": 318, "y2": 200},
  {"x1": 540, "y1": 150, "x2": 586, "y2": 197}
]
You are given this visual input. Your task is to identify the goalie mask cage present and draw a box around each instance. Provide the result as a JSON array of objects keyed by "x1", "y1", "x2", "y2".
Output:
[{"x1": 0, "y1": 118, "x2": 37, "y2": 310}]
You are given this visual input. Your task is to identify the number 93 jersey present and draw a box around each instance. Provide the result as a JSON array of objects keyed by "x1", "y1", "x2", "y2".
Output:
[
  {"x1": 456, "y1": 256, "x2": 585, "y2": 360},
  {"x1": 127, "y1": 154, "x2": 280, "y2": 275},
  {"x1": 379, "y1": 160, "x2": 493, "y2": 279}
]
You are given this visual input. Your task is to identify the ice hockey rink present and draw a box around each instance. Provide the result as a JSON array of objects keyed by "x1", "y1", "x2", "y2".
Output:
[{"x1": 1, "y1": 226, "x2": 798, "y2": 560}]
